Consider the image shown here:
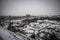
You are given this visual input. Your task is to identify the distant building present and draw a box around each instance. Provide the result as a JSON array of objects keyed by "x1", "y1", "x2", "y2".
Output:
[{"x1": 26, "y1": 14, "x2": 31, "y2": 18}]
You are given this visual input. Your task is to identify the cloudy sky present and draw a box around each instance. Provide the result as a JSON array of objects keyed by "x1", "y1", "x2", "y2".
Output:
[{"x1": 0, "y1": 0, "x2": 60, "y2": 16}]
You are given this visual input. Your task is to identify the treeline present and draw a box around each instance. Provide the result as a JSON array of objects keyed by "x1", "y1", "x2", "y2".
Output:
[
  {"x1": 37, "y1": 16, "x2": 60, "y2": 21},
  {"x1": 0, "y1": 16, "x2": 22, "y2": 20},
  {"x1": 36, "y1": 15, "x2": 60, "y2": 21},
  {"x1": 22, "y1": 15, "x2": 60, "y2": 23}
]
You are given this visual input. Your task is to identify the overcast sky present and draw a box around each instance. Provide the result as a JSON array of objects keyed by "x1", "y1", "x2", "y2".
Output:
[{"x1": 0, "y1": 0, "x2": 60, "y2": 16}]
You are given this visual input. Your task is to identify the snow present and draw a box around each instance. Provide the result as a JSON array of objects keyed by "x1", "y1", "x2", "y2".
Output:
[
  {"x1": 0, "y1": 19, "x2": 60, "y2": 40},
  {"x1": 0, "y1": 27, "x2": 26, "y2": 40}
]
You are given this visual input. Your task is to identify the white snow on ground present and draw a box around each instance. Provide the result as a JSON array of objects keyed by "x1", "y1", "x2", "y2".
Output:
[
  {"x1": 0, "y1": 27, "x2": 26, "y2": 40},
  {"x1": 22, "y1": 20, "x2": 60, "y2": 39},
  {"x1": 0, "y1": 19, "x2": 60, "y2": 40}
]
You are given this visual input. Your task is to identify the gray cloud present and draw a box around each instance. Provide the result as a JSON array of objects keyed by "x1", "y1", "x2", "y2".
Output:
[{"x1": 0, "y1": 0, "x2": 60, "y2": 16}]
